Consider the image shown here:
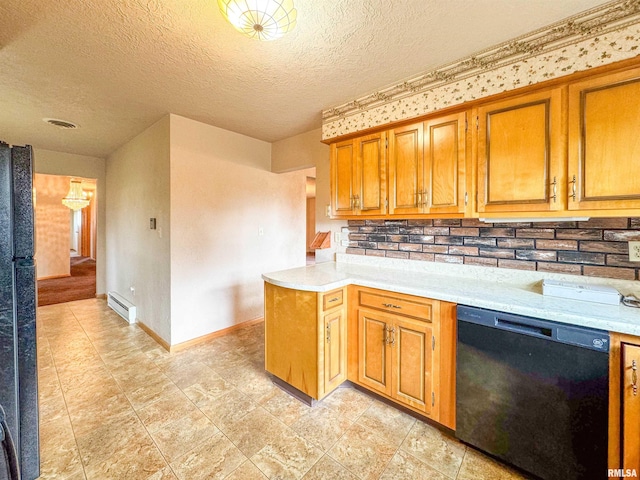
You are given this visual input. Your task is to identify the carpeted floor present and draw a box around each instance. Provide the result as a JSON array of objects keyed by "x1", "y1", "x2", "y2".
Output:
[{"x1": 38, "y1": 256, "x2": 96, "y2": 306}]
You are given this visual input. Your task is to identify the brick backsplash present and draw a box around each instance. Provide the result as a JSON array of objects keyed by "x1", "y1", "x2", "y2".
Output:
[{"x1": 345, "y1": 218, "x2": 640, "y2": 280}]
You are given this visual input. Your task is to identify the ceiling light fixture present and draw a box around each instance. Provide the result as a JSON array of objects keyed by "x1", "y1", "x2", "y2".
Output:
[
  {"x1": 43, "y1": 118, "x2": 78, "y2": 129},
  {"x1": 218, "y1": 0, "x2": 297, "y2": 41},
  {"x1": 62, "y1": 179, "x2": 90, "y2": 211}
]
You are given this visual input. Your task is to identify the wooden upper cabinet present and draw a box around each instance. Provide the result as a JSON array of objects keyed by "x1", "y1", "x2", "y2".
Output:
[
  {"x1": 477, "y1": 88, "x2": 565, "y2": 214},
  {"x1": 330, "y1": 139, "x2": 357, "y2": 217},
  {"x1": 568, "y1": 67, "x2": 640, "y2": 211},
  {"x1": 330, "y1": 133, "x2": 386, "y2": 217},
  {"x1": 424, "y1": 112, "x2": 467, "y2": 215},
  {"x1": 389, "y1": 123, "x2": 424, "y2": 215},
  {"x1": 355, "y1": 132, "x2": 387, "y2": 216}
]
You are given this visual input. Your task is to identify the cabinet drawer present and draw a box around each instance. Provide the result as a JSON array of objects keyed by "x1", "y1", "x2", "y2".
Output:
[
  {"x1": 322, "y1": 289, "x2": 344, "y2": 310},
  {"x1": 358, "y1": 290, "x2": 432, "y2": 321}
]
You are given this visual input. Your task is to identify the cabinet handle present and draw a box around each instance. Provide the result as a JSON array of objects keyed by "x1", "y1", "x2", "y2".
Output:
[
  {"x1": 550, "y1": 176, "x2": 557, "y2": 203},
  {"x1": 350, "y1": 195, "x2": 354, "y2": 209},
  {"x1": 383, "y1": 323, "x2": 389, "y2": 344},
  {"x1": 382, "y1": 302, "x2": 402, "y2": 309},
  {"x1": 633, "y1": 359, "x2": 638, "y2": 396},
  {"x1": 389, "y1": 326, "x2": 396, "y2": 346},
  {"x1": 416, "y1": 191, "x2": 422, "y2": 208},
  {"x1": 354, "y1": 195, "x2": 360, "y2": 209},
  {"x1": 570, "y1": 175, "x2": 577, "y2": 202},
  {"x1": 326, "y1": 324, "x2": 331, "y2": 343},
  {"x1": 328, "y1": 297, "x2": 339, "y2": 303},
  {"x1": 422, "y1": 190, "x2": 428, "y2": 208}
]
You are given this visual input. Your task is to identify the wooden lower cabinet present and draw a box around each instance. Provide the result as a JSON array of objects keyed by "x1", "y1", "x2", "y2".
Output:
[
  {"x1": 352, "y1": 286, "x2": 456, "y2": 428},
  {"x1": 264, "y1": 283, "x2": 346, "y2": 400},
  {"x1": 322, "y1": 307, "x2": 347, "y2": 395},
  {"x1": 265, "y1": 282, "x2": 457, "y2": 430},
  {"x1": 609, "y1": 334, "x2": 640, "y2": 474},
  {"x1": 358, "y1": 309, "x2": 393, "y2": 396},
  {"x1": 358, "y1": 308, "x2": 434, "y2": 414},
  {"x1": 622, "y1": 342, "x2": 640, "y2": 470},
  {"x1": 393, "y1": 316, "x2": 433, "y2": 413}
]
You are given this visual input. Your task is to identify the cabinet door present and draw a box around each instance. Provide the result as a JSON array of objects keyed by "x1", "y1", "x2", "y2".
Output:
[
  {"x1": 355, "y1": 132, "x2": 387, "y2": 216},
  {"x1": 264, "y1": 283, "x2": 318, "y2": 398},
  {"x1": 568, "y1": 68, "x2": 640, "y2": 211},
  {"x1": 477, "y1": 88, "x2": 564, "y2": 213},
  {"x1": 391, "y1": 316, "x2": 433, "y2": 414},
  {"x1": 389, "y1": 123, "x2": 424, "y2": 215},
  {"x1": 330, "y1": 139, "x2": 357, "y2": 217},
  {"x1": 323, "y1": 308, "x2": 347, "y2": 395},
  {"x1": 622, "y1": 343, "x2": 640, "y2": 471},
  {"x1": 358, "y1": 309, "x2": 392, "y2": 396},
  {"x1": 424, "y1": 112, "x2": 467, "y2": 215}
]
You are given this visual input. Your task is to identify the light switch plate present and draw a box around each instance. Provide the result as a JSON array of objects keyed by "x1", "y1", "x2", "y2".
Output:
[{"x1": 629, "y1": 241, "x2": 640, "y2": 261}]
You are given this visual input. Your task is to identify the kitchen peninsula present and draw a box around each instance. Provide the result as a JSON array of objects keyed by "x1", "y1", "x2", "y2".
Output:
[{"x1": 263, "y1": 253, "x2": 640, "y2": 476}]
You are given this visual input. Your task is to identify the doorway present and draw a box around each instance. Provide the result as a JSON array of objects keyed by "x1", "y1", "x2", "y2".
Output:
[
  {"x1": 306, "y1": 175, "x2": 316, "y2": 265},
  {"x1": 35, "y1": 174, "x2": 98, "y2": 305}
]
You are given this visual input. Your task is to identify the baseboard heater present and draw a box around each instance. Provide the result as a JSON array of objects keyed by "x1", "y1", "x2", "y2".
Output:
[{"x1": 107, "y1": 291, "x2": 136, "y2": 324}]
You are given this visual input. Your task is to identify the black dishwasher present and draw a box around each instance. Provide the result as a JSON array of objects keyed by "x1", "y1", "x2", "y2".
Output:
[{"x1": 456, "y1": 305, "x2": 609, "y2": 480}]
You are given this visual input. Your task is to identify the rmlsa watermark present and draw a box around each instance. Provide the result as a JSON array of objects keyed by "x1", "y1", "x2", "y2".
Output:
[{"x1": 609, "y1": 469, "x2": 639, "y2": 478}]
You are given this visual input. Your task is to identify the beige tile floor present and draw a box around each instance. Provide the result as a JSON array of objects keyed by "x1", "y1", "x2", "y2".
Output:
[{"x1": 36, "y1": 298, "x2": 529, "y2": 480}]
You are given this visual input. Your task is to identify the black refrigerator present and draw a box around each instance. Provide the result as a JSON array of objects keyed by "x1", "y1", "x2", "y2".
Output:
[{"x1": 0, "y1": 142, "x2": 39, "y2": 480}]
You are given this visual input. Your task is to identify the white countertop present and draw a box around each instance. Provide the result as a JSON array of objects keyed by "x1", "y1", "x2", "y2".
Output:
[{"x1": 262, "y1": 257, "x2": 640, "y2": 337}]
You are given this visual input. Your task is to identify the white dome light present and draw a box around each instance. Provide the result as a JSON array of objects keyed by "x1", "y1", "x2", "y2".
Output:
[{"x1": 218, "y1": 0, "x2": 297, "y2": 41}]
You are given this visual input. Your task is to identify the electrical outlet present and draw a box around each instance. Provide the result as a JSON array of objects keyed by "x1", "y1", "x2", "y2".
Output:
[{"x1": 629, "y1": 241, "x2": 640, "y2": 261}]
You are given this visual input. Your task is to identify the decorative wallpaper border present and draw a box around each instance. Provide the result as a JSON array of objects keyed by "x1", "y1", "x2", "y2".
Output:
[{"x1": 321, "y1": 0, "x2": 640, "y2": 140}]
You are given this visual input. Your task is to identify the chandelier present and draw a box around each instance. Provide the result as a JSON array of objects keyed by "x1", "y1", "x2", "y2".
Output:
[
  {"x1": 218, "y1": 0, "x2": 297, "y2": 41},
  {"x1": 62, "y1": 179, "x2": 90, "y2": 211}
]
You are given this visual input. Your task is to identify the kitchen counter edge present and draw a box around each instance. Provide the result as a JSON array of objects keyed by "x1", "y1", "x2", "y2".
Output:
[{"x1": 262, "y1": 262, "x2": 640, "y2": 337}]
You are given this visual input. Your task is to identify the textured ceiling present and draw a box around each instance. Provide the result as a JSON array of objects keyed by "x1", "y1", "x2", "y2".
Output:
[{"x1": 0, "y1": 0, "x2": 610, "y2": 158}]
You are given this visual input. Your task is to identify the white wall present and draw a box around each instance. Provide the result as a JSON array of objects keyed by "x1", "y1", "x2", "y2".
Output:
[
  {"x1": 34, "y1": 149, "x2": 107, "y2": 293},
  {"x1": 106, "y1": 116, "x2": 171, "y2": 343},
  {"x1": 272, "y1": 128, "x2": 347, "y2": 263},
  {"x1": 34, "y1": 174, "x2": 71, "y2": 279},
  {"x1": 169, "y1": 114, "x2": 307, "y2": 344}
]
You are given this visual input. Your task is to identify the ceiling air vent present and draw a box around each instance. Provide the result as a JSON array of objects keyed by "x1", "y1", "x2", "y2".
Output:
[{"x1": 43, "y1": 118, "x2": 78, "y2": 129}]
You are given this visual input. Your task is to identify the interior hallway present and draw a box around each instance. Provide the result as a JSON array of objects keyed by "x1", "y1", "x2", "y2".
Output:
[
  {"x1": 36, "y1": 299, "x2": 528, "y2": 480},
  {"x1": 37, "y1": 256, "x2": 96, "y2": 306}
]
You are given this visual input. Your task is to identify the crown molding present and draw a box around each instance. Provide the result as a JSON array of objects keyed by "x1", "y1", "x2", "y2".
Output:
[{"x1": 321, "y1": 0, "x2": 640, "y2": 128}]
